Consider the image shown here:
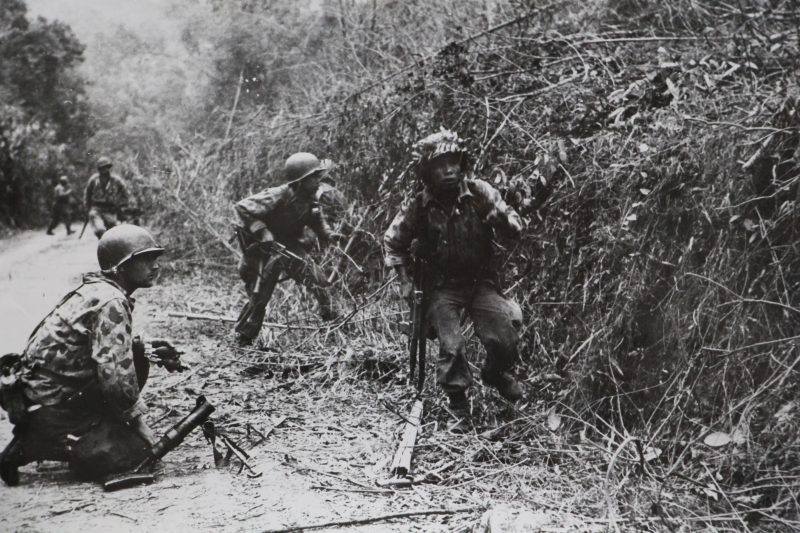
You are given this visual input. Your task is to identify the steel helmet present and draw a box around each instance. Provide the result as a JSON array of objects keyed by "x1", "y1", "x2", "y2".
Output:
[
  {"x1": 284, "y1": 152, "x2": 328, "y2": 184},
  {"x1": 97, "y1": 224, "x2": 164, "y2": 272},
  {"x1": 59, "y1": 175, "x2": 69, "y2": 183},
  {"x1": 96, "y1": 156, "x2": 113, "y2": 169}
]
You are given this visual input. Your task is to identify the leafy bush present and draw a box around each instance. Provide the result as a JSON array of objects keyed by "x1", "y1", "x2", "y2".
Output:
[
  {"x1": 0, "y1": 0, "x2": 91, "y2": 226},
  {"x1": 120, "y1": 0, "x2": 800, "y2": 520}
]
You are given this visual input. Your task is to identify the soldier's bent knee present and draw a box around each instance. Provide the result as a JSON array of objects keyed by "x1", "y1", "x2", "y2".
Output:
[{"x1": 438, "y1": 334, "x2": 467, "y2": 358}]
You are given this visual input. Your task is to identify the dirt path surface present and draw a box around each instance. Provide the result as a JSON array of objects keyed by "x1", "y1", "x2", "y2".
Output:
[{"x1": 0, "y1": 231, "x2": 605, "y2": 532}]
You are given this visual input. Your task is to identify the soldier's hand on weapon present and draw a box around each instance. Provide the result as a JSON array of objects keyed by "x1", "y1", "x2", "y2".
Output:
[
  {"x1": 395, "y1": 266, "x2": 413, "y2": 302},
  {"x1": 507, "y1": 217, "x2": 523, "y2": 239},
  {"x1": 249, "y1": 228, "x2": 275, "y2": 254},
  {"x1": 130, "y1": 415, "x2": 158, "y2": 447},
  {"x1": 149, "y1": 338, "x2": 180, "y2": 358},
  {"x1": 147, "y1": 339, "x2": 188, "y2": 373},
  {"x1": 400, "y1": 279, "x2": 414, "y2": 301}
]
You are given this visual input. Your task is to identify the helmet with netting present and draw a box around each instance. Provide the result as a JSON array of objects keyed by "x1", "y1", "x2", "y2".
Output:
[{"x1": 411, "y1": 129, "x2": 469, "y2": 181}]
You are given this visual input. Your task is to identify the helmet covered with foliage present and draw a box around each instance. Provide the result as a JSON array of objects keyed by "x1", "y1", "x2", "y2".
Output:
[
  {"x1": 412, "y1": 129, "x2": 469, "y2": 182},
  {"x1": 96, "y1": 156, "x2": 113, "y2": 170},
  {"x1": 284, "y1": 152, "x2": 328, "y2": 184},
  {"x1": 97, "y1": 224, "x2": 164, "y2": 272}
]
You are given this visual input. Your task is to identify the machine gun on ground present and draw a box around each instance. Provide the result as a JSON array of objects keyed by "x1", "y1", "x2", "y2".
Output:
[{"x1": 103, "y1": 396, "x2": 215, "y2": 491}]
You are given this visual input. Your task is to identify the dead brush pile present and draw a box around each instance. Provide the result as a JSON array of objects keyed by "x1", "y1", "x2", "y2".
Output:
[{"x1": 136, "y1": 0, "x2": 799, "y2": 527}]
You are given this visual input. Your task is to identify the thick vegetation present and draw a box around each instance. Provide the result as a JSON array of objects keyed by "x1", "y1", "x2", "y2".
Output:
[
  {"x1": 138, "y1": 0, "x2": 800, "y2": 526},
  {"x1": 0, "y1": 0, "x2": 91, "y2": 227},
  {"x1": 5, "y1": 0, "x2": 800, "y2": 527}
]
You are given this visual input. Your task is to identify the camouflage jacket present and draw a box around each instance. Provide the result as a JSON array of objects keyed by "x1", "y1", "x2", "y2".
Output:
[
  {"x1": 84, "y1": 173, "x2": 129, "y2": 210},
  {"x1": 20, "y1": 273, "x2": 145, "y2": 422},
  {"x1": 383, "y1": 178, "x2": 522, "y2": 285},
  {"x1": 235, "y1": 183, "x2": 333, "y2": 245}
]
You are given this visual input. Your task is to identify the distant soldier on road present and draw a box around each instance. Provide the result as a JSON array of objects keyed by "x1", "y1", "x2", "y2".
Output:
[
  {"x1": 233, "y1": 152, "x2": 342, "y2": 346},
  {"x1": 0, "y1": 225, "x2": 185, "y2": 485},
  {"x1": 84, "y1": 156, "x2": 130, "y2": 239},
  {"x1": 46, "y1": 175, "x2": 74, "y2": 235},
  {"x1": 384, "y1": 130, "x2": 525, "y2": 433}
]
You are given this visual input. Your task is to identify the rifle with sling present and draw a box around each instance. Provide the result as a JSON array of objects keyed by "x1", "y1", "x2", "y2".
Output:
[
  {"x1": 233, "y1": 225, "x2": 312, "y2": 293},
  {"x1": 78, "y1": 215, "x2": 90, "y2": 239},
  {"x1": 380, "y1": 256, "x2": 428, "y2": 488},
  {"x1": 408, "y1": 256, "x2": 428, "y2": 392}
]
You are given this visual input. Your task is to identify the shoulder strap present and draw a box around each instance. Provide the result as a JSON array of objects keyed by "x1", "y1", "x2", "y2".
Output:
[{"x1": 26, "y1": 279, "x2": 105, "y2": 342}]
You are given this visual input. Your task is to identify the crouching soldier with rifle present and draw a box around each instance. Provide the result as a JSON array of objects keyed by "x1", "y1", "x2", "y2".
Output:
[
  {"x1": 233, "y1": 152, "x2": 343, "y2": 346},
  {"x1": 383, "y1": 130, "x2": 525, "y2": 433},
  {"x1": 0, "y1": 225, "x2": 188, "y2": 486},
  {"x1": 83, "y1": 156, "x2": 130, "y2": 239}
]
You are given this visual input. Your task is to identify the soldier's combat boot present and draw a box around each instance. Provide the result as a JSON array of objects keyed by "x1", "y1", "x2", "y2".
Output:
[
  {"x1": 236, "y1": 333, "x2": 254, "y2": 347},
  {"x1": 481, "y1": 370, "x2": 524, "y2": 403},
  {"x1": 0, "y1": 437, "x2": 24, "y2": 486},
  {"x1": 446, "y1": 391, "x2": 472, "y2": 434}
]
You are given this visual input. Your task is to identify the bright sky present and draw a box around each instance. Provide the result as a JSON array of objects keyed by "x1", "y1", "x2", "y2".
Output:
[{"x1": 26, "y1": 0, "x2": 180, "y2": 42}]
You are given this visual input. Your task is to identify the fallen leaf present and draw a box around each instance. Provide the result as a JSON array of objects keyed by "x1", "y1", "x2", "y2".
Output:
[
  {"x1": 642, "y1": 446, "x2": 662, "y2": 462},
  {"x1": 704, "y1": 431, "x2": 731, "y2": 447},
  {"x1": 547, "y1": 410, "x2": 562, "y2": 431}
]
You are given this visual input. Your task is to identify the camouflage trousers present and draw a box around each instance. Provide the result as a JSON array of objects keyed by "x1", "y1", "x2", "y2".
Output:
[
  {"x1": 88, "y1": 206, "x2": 119, "y2": 239},
  {"x1": 11, "y1": 404, "x2": 149, "y2": 480},
  {"x1": 235, "y1": 244, "x2": 332, "y2": 341},
  {"x1": 427, "y1": 281, "x2": 522, "y2": 394}
]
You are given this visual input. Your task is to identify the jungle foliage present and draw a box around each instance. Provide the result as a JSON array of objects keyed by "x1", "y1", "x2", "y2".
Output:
[
  {"x1": 0, "y1": 0, "x2": 91, "y2": 226},
  {"x1": 6, "y1": 0, "x2": 800, "y2": 527}
]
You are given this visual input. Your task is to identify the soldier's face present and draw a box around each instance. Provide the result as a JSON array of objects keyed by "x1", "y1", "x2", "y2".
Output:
[
  {"x1": 120, "y1": 254, "x2": 161, "y2": 289},
  {"x1": 428, "y1": 154, "x2": 463, "y2": 193},
  {"x1": 99, "y1": 166, "x2": 112, "y2": 178},
  {"x1": 298, "y1": 173, "x2": 321, "y2": 197}
]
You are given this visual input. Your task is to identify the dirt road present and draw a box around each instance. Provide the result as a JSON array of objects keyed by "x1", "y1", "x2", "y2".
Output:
[{"x1": 0, "y1": 231, "x2": 491, "y2": 532}]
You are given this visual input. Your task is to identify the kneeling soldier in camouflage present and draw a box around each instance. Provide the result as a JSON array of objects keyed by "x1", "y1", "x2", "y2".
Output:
[
  {"x1": 384, "y1": 130, "x2": 525, "y2": 433},
  {"x1": 233, "y1": 152, "x2": 341, "y2": 346},
  {"x1": 0, "y1": 225, "x2": 185, "y2": 485}
]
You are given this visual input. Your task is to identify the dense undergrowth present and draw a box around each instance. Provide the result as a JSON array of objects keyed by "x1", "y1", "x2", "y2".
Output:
[{"x1": 115, "y1": 0, "x2": 800, "y2": 527}]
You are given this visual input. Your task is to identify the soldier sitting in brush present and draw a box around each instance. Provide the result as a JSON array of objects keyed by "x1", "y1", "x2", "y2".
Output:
[
  {"x1": 0, "y1": 225, "x2": 185, "y2": 485},
  {"x1": 383, "y1": 130, "x2": 525, "y2": 433},
  {"x1": 233, "y1": 152, "x2": 343, "y2": 346}
]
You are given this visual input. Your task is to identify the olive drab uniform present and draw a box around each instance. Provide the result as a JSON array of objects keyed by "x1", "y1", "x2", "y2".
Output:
[
  {"x1": 7, "y1": 273, "x2": 150, "y2": 479},
  {"x1": 234, "y1": 183, "x2": 335, "y2": 342},
  {"x1": 384, "y1": 178, "x2": 524, "y2": 394},
  {"x1": 84, "y1": 173, "x2": 129, "y2": 239},
  {"x1": 47, "y1": 182, "x2": 74, "y2": 235}
]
